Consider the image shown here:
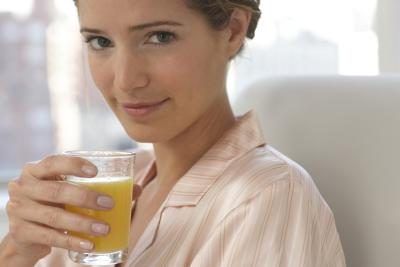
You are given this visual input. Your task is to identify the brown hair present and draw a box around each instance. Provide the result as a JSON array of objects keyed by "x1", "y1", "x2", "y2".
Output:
[
  {"x1": 185, "y1": 0, "x2": 261, "y2": 39},
  {"x1": 73, "y1": 0, "x2": 261, "y2": 39}
]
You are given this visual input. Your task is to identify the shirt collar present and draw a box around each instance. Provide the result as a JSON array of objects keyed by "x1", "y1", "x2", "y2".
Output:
[{"x1": 138, "y1": 111, "x2": 266, "y2": 207}]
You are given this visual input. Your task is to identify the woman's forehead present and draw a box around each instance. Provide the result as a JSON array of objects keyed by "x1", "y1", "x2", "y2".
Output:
[{"x1": 78, "y1": 0, "x2": 196, "y2": 24}]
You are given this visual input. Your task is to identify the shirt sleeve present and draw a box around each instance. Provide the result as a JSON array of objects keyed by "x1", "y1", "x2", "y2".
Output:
[{"x1": 190, "y1": 178, "x2": 346, "y2": 267}]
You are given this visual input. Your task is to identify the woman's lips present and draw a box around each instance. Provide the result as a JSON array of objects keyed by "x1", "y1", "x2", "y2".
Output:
[{"x1": 121, "y1": 98, "x2": 169, "y2": 118}]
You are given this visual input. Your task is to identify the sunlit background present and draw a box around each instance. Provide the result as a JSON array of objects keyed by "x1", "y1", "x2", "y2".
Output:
[{"x1": 0, "y1": 0, "x2": 398, "y2": 238}]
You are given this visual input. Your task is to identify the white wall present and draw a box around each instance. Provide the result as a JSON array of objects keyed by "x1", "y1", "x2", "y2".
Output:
[{"x1": 375, "y1": 0, "x2": 400, "y2": 72}]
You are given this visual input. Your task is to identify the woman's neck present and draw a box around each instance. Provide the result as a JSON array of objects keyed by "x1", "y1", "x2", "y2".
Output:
[{"x1": 152, "y1": 97, "x2": 235, "y2": 189}]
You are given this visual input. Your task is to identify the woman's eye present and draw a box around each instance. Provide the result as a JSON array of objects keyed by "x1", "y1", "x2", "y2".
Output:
[
  {"x1": 147, "y1": 32, "x2": 176, "y2": 45},
  {"x1": 85, "y1": 37, "x2": 112, "y2": 50}
]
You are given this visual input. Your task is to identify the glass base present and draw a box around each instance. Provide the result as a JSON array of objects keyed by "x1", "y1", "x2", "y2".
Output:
[{"x1": 69, "y1": 249, "x2": 128, "y2": 265}]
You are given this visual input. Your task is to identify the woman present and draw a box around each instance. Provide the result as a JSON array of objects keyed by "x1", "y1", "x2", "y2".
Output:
[{"x1": 0, "y1": 0, "x2": 346, "y2": 266}]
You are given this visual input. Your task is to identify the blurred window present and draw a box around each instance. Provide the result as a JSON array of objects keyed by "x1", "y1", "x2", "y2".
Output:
[
  {"x1": 228, "y1": 0, "x2": 378, "y2": 101},
  {"x1": 0, "y1": 0, "x2": 135, "y2": 187}
]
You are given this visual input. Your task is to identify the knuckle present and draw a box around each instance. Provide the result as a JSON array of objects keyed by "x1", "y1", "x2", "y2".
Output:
[
  {"x1": 15, "y1": 176, "x2": 28, "y2": 188},
  {"x1": 21, "y1": 162, "x2": 34, "y2": 174},
  {"x1": 21, "y1": 162, "x2": 37, "y2": 179},
  {"x1": 49, "y1": 182, "x2": 65, "y2": 202},
  {"x1": 65, "y1": 235, "x2": 75, "y2": 250},
  {"x1": 42, "y1": 231, "x2": 56, "y2": 247},
  {"x1": 46, "y1": 209, "x2": 61, "y2": 227},
  {"x1": 6, "y1": 200, "x2": 20, "y2": 216},
  {"x1": 73, "y1": 187, "x2": 91, "y2": 206},
  {"x1": 78, "y1": 189, "x2": 91, "y2": 206},
  {"x1": 7, "y1": 181, "x2": 20, "y2": 196},
  {"x1": 41, "y1": 155, "x2": 58, "y2": 171},
  {"x1": 28, "y1": 179, "x2": 47, "y2": 202}
]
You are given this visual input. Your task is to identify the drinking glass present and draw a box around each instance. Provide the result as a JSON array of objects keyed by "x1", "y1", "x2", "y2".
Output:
[{"x1": 63, "y1": 151, "x2": 135, "y2": 265}]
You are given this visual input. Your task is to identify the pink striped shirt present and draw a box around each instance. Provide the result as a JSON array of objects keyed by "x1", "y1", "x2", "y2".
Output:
[{"x1": 36, "y1": 111, "x2": 346, "y2": 266}]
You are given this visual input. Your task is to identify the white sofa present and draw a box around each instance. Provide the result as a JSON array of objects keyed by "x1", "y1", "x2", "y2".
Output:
[{"x1": 233, "y1": 75, "x2": 400, "y2": 267}]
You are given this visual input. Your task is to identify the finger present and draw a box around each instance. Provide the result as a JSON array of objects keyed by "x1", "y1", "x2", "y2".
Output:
[
  {"x1": 8, "y1": 181, "x2": 61, "y2": 209},
  {"x1": 7, "y1": 199, "x2": 110, "y2": 237},
  {"x1": 10, "y1": 179, "x2": 114, "y2": 210},
  {"x1": 9, "y1": 219, "x2": 95, "y2": 253},
  {"x1": 22, "y1": 155, "x2": 97, "y2": 181}
]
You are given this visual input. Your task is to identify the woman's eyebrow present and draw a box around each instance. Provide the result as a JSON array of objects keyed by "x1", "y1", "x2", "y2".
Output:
[
  {"x1": 80, "y1": 21, "x2": 183, "y2": 34},
  {"x1": 129, "y1": 21, "x2": 183, "y2": 31}
]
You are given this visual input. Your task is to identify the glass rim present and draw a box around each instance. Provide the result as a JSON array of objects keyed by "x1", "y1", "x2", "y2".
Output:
[{"x1": 63, "y1": 150, "x2": 135, "y2": 158}]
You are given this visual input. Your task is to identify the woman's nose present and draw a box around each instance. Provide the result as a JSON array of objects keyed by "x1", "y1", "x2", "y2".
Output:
[{"x1": 113, "y1": 49, "x2": 149, "y2": 92}]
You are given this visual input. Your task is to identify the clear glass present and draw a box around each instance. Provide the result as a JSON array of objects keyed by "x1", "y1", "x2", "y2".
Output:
[{"x1": 63, "y1": 151, "x2": 135, "y2": 265}]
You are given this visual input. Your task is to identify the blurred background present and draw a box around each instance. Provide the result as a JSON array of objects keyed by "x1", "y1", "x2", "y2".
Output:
[{"x1": 0, "y1": 0, "x2": 398, "y2": 238}]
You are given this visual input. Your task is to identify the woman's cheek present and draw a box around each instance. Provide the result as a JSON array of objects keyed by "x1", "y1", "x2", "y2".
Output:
[{"x1": 88, "y1": 55, "x2": 111, "y2": 88}]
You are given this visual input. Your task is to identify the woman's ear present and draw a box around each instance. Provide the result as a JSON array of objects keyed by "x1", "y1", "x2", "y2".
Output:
[{"x1": 225, "y1": 8, "x2": 252, "y2": 58}]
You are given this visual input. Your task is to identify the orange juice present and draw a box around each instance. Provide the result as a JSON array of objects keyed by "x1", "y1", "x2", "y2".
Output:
[{"x1": 65, "y1": 176, "x2": 133, "y2": 253}]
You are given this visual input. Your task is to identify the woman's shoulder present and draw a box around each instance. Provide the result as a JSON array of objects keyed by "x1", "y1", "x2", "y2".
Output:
[
  {"x1": 220, "y1": 144, "x2": 326, "y2": 209},
  {"x1": 225, "y1": 144, "x2": 314, "y2": 186},
  {"x1": 204, "y1": 145, "x2": 345, "y2": 266}
]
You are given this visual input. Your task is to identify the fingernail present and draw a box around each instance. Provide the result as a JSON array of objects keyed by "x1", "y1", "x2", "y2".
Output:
[
  {"x1": 81, "y1": 165, "x2": 97, "y2": 176},
  {"x1": 91, "y1": 223, "x2": 109, "y2": 235},
  {"x1": 97, "y1": 196, "x2": 114, "y2": 209},
  {"x1": 79, "y1": 240, "x2": 93, "y2": 250}
]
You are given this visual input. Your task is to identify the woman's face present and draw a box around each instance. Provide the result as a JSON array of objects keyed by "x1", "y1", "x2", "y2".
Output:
[{"x1": 78, "y1": 0, "x2": 233, "y2": 143}]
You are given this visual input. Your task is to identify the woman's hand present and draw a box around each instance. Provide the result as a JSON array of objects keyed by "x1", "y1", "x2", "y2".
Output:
[{"x1": 0, "y1": 154, "x2": 141, "y2": 266}]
